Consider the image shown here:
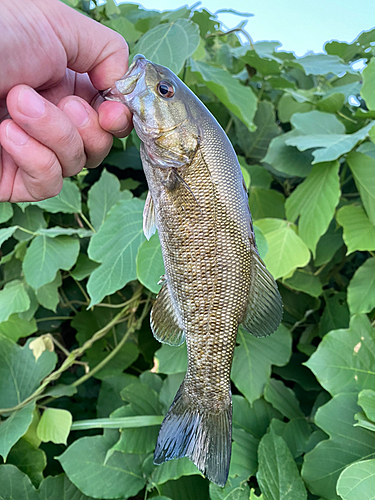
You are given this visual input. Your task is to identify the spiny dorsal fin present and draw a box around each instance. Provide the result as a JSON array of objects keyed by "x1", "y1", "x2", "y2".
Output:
[
  {"x1": 143, "y1": 191, "x2": 156, "y2": 240},
  {"x1": 151, "y1": 281, "x2": 185, "y2": 346},
  {"x1": 241, "y1": 251, "x2": 283, "y2": 337}
]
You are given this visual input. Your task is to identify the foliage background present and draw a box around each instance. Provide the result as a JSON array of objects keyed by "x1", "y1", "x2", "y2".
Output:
[{"x1": 1, "y1": 1, "x2": 375, "y2": 499}]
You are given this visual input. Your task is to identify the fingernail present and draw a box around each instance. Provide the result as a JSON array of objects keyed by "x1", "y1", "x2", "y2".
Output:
[
  {"x1": 63, "y1": 100, "x2": 90, "y2": 128},
  {"x1": 6, "y1": 121, "x2": 29, "y2": 145},
  {"x1": 18, "y1": 88, "x2": 45, "y2": 118}
]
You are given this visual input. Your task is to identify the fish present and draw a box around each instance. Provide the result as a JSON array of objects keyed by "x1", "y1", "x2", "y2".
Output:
[{"x1": 102, "y1": 54, "x2": 283, "y2": 487}]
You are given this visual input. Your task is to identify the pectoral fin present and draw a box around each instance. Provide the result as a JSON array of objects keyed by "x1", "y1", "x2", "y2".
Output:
[
  {"x1": 241, "y1": 251, "x2": 283, "y2": 337},
  {"x1": 143, "y1": 191, "x2": 157, "y2": 240},
  {"x1": 151, "y1": 281, "x2": 185, "y2": 346}
]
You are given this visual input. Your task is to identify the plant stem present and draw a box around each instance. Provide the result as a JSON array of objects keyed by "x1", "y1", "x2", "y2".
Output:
[{"x1": 79, "y1": 212, "x2": 96, "y2": 232}]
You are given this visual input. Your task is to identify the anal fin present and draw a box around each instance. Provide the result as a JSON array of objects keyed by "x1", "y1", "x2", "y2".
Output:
[
  {"x1": 151, "y1": 281, "x2": 185, "y2": 346},
  {"x1": 241, "y1": 251, "x2": 283, "y2": 337}
]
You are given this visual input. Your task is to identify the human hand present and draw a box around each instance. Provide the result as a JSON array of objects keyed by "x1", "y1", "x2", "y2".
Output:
[{"x1": 0, "y1": 0, "x2": 132, "y2": 202}]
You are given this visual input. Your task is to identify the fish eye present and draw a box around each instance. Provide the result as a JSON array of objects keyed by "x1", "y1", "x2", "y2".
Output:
[{"x1": 157, "y1": 80, "x2": 175, "y2": 98}]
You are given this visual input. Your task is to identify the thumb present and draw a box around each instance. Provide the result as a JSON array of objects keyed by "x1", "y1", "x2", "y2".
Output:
[{"x1": 46, "y1": 0, "x2": 129, "y2": 90}]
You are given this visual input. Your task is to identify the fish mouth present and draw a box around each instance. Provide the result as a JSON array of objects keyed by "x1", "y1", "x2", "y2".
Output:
[{"x1": 100, "y1": 54, "x2": 148, "y2": 102}]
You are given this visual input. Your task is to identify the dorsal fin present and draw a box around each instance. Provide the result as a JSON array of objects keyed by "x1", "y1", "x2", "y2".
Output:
[{"x1": 151, "y1": 281, "x2": 185, "y2": 346}]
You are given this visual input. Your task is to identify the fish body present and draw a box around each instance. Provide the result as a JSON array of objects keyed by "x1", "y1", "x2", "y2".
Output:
[{"x1": 103, "y1": 55, "x2": 282, "y2": 486}]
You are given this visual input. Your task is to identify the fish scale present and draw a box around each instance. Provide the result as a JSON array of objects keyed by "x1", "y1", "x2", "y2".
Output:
[{"x1": 103, "y1": 54, "x2": 283, "y2": 487}]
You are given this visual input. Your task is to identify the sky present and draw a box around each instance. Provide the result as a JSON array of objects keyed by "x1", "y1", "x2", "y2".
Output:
[{"x1": 131, "y1": 0, "x2": 375, "y2": 56}]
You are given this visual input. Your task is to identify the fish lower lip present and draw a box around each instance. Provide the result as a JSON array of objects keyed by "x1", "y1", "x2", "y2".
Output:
[{"x1": 115, "y1": 72, "x2": 141, "y2": 95}]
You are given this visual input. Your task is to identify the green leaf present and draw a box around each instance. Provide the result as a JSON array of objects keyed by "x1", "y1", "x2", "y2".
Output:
[
  {"x1": 7, "y1": 437, "x2": 46, "y2": 488},
  {"x1": 285, "y1": 161, "x2": 341, "y2": 254},
  {"x1": 155, "y1": 343, "x2": 188, "y2": 375},
  {"x1": 347, "y1": 152, "x2": 375, "y2": 225},
  {"x1": 0, "y1": 226, "x2": 18, "y2": 248},
  {"x1": 209, "y1": 476, "x2": 251, "y2": 500},
  {"x1": 37, "y1": 408, "x2": 72, "y2": 445},
  {"x1": 84, "y1": 342, "x2": 139, "y2": 380},
  {"x1": 262, "y1": 132, "x2": 313, "y2": 177},
  {"x1": 283, "y1": 269, "x2": 323, "y2": 297},
  {"x1": 337, "y1": 459, "x2": 375, "y2": 500},
  {"x1": 361, "y1": 58, "x2": 375, "y2": 110},
  {"x1": 354, "y1": 412, "x2": 375, "y2": 433},
  {"x1": 254, "y1": 219, "x2": 311, "y2": 279},
  {"x1": 347, "y1": 258, "x2": 375, "y2": 315},
  {"x1": 58, "y1": 436, "x2": 145, "y2": 499},
  {"x1": 314, "y1": 222, "x2": 344, "y2": 266},
  {"x1": 319, "y1": 291, "x2": 350, "y2": 337},
  {"x1": 358, "y1": 389, "x2": 375, "y2": 422},
  {"x1": 136, "y1": 233, "x2": 165, "y2": 294},
  {"x1": 158, "y1": 474, "x2": 209, "y2": 500},
  {"x1": 0, "y1": 314, "x2": 37, "y2": 342},
  {"x1": 0, "y1": 464, "x2": 39, "y2": 500},
  {"x1": 316, "y1": 93, "x2": 345, "y2": 113},
  {"x1": 264, "y1": 379, "x2": 304, "y2": 420},
  {"x1": 270, "y1": 418, "x2": 311, "y2": 459},
  {"x1": 70, "y1": 253, "x2": 100, "y2": 281},
  {"x1": 35, "y1": 272, "x2": 62, "y2": 312},
  {"x1": 87, "y1": 199, "x2": 145, "y2": 306},
  {"x1": 23, "y1": 235, "x2": 79, "y2": 290},
  {"x1": 37, "y1": 227, "x2": 92, "y2": 238},
  {"x1": 247, "y1": 163, "x2": 272, "y2": 188},
  {"x1": 0, "y1": 403, "x2": 35, "y2": 461},
  {"x1": 34, "y1": 179, "x2": 81, "y2": 214},
  {"x1": 249, "y1": 187, "x2": 285, "y2": 221},
  {"x1": 134, "y1": 19, "x2": 200, "y2": 74},
  {"x1": 96, "y1": 374, "x2": 137, "y2": 418},
  {"x1": 292, "y1": 54, "x2": 356, "y2": 76},
  {"x1": 0, "y1": 336, "x2": 57, "y2": 409},
  {"x1": 11, "y1": 205, "x2": 46, "y2": 241},
  {"x1": 191, "y1": 59, "x2": 257, "y2": 131},
  {"x1": 231, "y1": 325, "x2": 292, "y2": 404},
  {"x1": 38, "y1": 474, "x2": 97, "y2": 500},
  {"x1": 336, "y1": 204, "x2": 375, "y2": 254},
  {"x1": 257, "y1": 427, "x2": 308, "y2": 500},
  {"x1": 234, "y1": 102, "x2": 280, "y2": 161},
  {"x1": 151, "y1": 458, "x2": 202, "y2": 486},
  {"x1": 302, "y1": 393, "x2": 375, "y2": 500},
  {"x1": 229, "y1": 427, "x2": 258, "y2": 480},
  {"x1": 0, "y1": 279, "x2": 30, "y2": 322},
  {"x1": 88, "y1": 169, "x2": 122, "y2": 231},
  {"x1": 0, "y1": 202, "x2": 13, "y2": 223},
  {"x1": 306, "y1": 314, "x2": 375, "y2": 396},
  {"x1": 277, "y1": 94, "x2": 314, "y2": 123},
  {"x1": 104, "y1": 16, "x2": 142, "y2": 43},
  {"x1": 286, "y1": 112, "x2": 374, "y2": 164}
]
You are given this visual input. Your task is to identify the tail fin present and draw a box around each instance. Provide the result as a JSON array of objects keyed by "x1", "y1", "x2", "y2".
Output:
[{"x1": 154, "y1": 384, "x2": 232, "y2": 487}]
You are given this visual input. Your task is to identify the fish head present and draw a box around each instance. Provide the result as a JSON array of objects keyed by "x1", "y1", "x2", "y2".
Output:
[{"x1": 102, "y1": 55, "x2": 200, "y2": 168}]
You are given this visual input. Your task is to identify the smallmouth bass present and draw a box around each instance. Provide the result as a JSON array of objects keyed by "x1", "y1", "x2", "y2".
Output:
[{"x1": 103, "y1": 55, "x2": 282, "y2": 487}]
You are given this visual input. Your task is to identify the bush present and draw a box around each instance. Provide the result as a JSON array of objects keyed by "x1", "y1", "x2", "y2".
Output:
[{"x1": 1, "y1": 1, "x2": 375, "y2": 499}]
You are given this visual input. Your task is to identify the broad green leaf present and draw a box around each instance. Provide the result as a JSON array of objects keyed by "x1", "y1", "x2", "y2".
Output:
[
  {"x1": 150, "y1": 458, "x2": 202, "y2": 486},
  {"x1": 37, "y1": 227, "x2": 92, "y2": 238},
  {"x1": 84, "y1": 342, "x2": 139, "y2": 380},
  {"x1": 233, "y1": 396, "x2": 281, "y2": 438},
  {"x1": 316, "y1": 93, "x2": 345, "y2": 113},
  {"x1": 134, "y1": 19, "x2": 200, "y2": 74},
  {"x1": 23, "y1": 236, "x2": 79, "y2": 290},
  {"x1": 11, "y1": 205, "x2": 46, "y2": 241},
  {"x1": 58, "y1": 436, "x2": 146, "y2": 499},
  {"x1": 96, "y1": 374, "x2": 137, "y2": 418},
  {"x1": 285, "y1": 161, "x2": 341, "y2": 254},
  {"x1": 34, "y1": 179, "x2": 81, "y2": 214},
  {"x1": 254, "y1": 219, "x2": 311, "y2": 279},
  {"x1": 249, "y1": 187, "x2": 285, "y2": 221},
  {"x1": 302, "y1": 393, "x2": 375, "y2": 500},
  {"x1": 231, "y1": 325, "x2": 292, "y2": 404},
  {"x1": 209, "y1": 476, "x2": 251, "y2": 500},
  {"x1": 0, "y1": 279, "x2": 30, "y2": 322},
  {"x1": 0, "y1": 403, "x2": 35, "y2": 461},
  {"x1": 104, "y1": 16, "x2": 142, "y2": 43},
  {"x1": 0, "y1": 202, "x2": 13, "y2": 223},
  {"x1": 87, "y1": 199, "x2": 145, "y2": 306},
  {"x1": 70, "y1": 253, "x2": 100, "y2": 281},
  {"x1": 247, "y1": 163, "x2": 272, "y2": 188},
  {"x1": 337, "y1": 459, "x2": 375, "y2": 500},
  {"x1": 306, "y1": 314, "x2": 375, "y2": 396},
  {"x1": 257, "y1": 428, "x2": 308, "y2": 500},
  {"x1": 354, "y1": 412, "x2": 375, "y2": 433},
  {"x1": 0, "y1": 314, "x2": 37, "y2": 342},
  {"x1": 358, "y1": 389, "x2": 375, "y2": 422},
  {"x1": 361, "y1": 58, "x2": 375, "y2": 110},
  {"x1": 158, "y1": 474, "x2": 209, "y2": 500},
  {"x1": 347, "y1": 152, "x2": 375, "y2": 225},
  {"x1": 264, "y1": 379, "x2": 304, "y2": 420},
  {"x1": 292, "y1": 54, "x2": 356, "y2": 76},
  {"x1": 37, "y1": 408, "x2": 72, "y2": 445},
  {"x1": 283, "y1": 269, "x2": 322, "y2": 297},
  {"x1": 191, "y1": 59, "x2": 257, "y2": 131},
  {"x1": 159, "y1": 372, "x2": 185, "y2": 411},
  {"x1": 38, "y1": 474, "x2": 97, "y2": 500},
  {"x1": 7, "y1": 437, "x2": 46, "y2": 488},
  {"x1": 0, "y1": 337, "x2": 57, "y2": 409},
  {"x1": 155, "y1": 343, "x2": 188, "y2": 375},
  {"x1": 319, "y1": 291, "x2": 350, "y2": 337},
  {"x1": 234, "y1": 102, "x2": 281, "y2": 161},
  {"x1": 314, "y1": 222, "x2": 344, "y2": 266},
  {"x1": 88, "y1": 169, "x2": 122, "y2": 231},
  {"x1": 270, "y1": 418, "x2": 311, "y2": 459},
  {"x1": 35, "y1": 272, "x2": 62, "y2": 312},
  {"x1": 286, "y1": 112, "x2": 374, "y2": 164},
  {"x1": 347, "y1": 258, "x2": 375, "y2": 314},
  {"x1": 0, "y1": 226, "x2": 18, "y2": 248},
  {"x1": 0, "y1": 464, "x2": 39, "y2": 500},
  {"x1": 262, "y1": 131, "x2": 313, "y2": 178},
  {"x1": 121, "y1": 381, "x2": 162, "y2": 414},
  {"x1": 277, "y1": 94, "x2": 313, "y2": 123},
  {"x1": 232, "y1": 45, "x2": 282, "y2": 76},
  {"x1": 336, "y1": 204, "x2": 375, "y2": 254},
  {"x1": 229, "y1": 427, "x2": 258, "y2": 480},
  {"x1": 136, "y1": 233, "x2": 165, "y2": 294}
]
